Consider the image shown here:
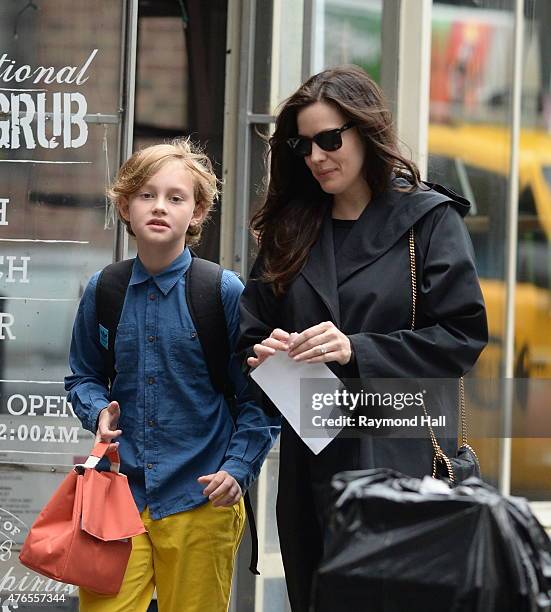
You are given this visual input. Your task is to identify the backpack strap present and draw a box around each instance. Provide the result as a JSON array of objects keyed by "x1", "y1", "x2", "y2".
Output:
[
  {"x1": 95, "y1": 259, "x2": 134, "y2": 386},
  {"x1": 185, "y1": 257, "x2": 234, "y2": 398},
  {"x1": 186, "y1": 256, "x2": 259, "y2": 575}
]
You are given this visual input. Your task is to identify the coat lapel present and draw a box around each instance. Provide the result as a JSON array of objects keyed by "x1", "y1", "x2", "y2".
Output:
[{"x1": 300, "y1": 212, "x2": 341, "y2": 327}]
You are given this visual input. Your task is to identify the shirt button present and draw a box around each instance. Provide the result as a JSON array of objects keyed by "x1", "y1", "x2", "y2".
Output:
[
  {"x1": 149, "y1": 294, "x2": 156, "y2": 301},
  {"x1": 148, "y1": 377, "x2": 155, "y2": 385},
  {"x1": 148, "y1": 420, "x2": 155, "y2": 427},
  {"x1": 148, "y1": 335, "x2": 155, "y2": 343},
  {"x1": 147, "y1": 463, "x2": 153, "y2": 469}
]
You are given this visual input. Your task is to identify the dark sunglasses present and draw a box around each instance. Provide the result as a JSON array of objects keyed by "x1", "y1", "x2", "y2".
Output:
[{"x1": 286, "y1": 122, "x2": 355, "y2": 157}]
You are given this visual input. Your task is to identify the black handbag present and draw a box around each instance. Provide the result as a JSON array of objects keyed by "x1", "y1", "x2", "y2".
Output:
[{"x1": 408, "y1": 227, "x2": 480, "y2": 485}]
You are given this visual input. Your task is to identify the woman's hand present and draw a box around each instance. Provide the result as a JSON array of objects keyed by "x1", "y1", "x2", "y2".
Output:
[
  {"x1": 247, "y1": 328, "x2": 291, "y2": 368},
  {"x1": 287, "y1": 321, "x2": 352, "y2": 365}
]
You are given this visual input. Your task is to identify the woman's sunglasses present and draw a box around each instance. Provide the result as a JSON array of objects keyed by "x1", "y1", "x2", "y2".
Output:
[{"x1": 286, "y1": 122, "x2": 355, "y2": 157}]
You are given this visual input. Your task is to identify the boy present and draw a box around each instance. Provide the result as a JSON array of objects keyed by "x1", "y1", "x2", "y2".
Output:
[{"x1": 65, "y1": 140, "x2": 280, "y2": 611}]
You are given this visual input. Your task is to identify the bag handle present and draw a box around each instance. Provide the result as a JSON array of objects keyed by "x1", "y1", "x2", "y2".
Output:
[
  {"x1": 408, "y1": 228, "x2": 476, "y2": 483},
  {"x1": 77, "y1": 441, "x2": 121, "y2": 474}
]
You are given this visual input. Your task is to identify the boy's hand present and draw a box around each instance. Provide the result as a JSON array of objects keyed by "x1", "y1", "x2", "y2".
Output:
[
  {"x1": 197, "y1": 471, "x2": 242, "y2": 507},
  {"x1": 247, "y1": 328, "x2": 292, "y2": 368},
  {"x1": 95, "y1": 401, "x2": 122, "y2": 453}
]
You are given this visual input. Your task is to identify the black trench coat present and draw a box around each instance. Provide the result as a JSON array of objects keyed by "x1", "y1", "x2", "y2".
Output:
[{"x1": 237, "y1": 180, "x2": 488, "y2": 612}]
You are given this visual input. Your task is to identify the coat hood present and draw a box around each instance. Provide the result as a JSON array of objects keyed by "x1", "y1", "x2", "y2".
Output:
[{"x1": 332, "y1": 178, "x2": 471, "y2": 273}]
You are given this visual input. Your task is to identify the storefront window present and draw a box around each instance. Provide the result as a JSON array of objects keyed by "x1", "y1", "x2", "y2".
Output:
[
  {"x1": 512, "y1": 0, "x2": 551, "y2": 500},
  {"x1": 0, "y1": 2, "x2": 127, "y2": 605},
  {"x1": 427, "y1": 1, "x2": 551, "y2": 502}
]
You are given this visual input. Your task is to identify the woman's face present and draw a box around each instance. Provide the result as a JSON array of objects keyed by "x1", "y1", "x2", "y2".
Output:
[{"x1": 295, "y1": 101, "x2": 367, "y2": 199}]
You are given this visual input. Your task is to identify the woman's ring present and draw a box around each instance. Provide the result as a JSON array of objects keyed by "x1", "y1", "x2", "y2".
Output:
[{"x1": 319, "y1": 345, "x2": 327, "y2": 355}]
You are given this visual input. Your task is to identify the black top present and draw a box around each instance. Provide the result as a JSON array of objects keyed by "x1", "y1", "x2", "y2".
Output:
[
  {"x1": 332, "y1": 218, "x2": 358, "y2": 373},
  {"x1": 332, "y1": 218, "x2": 356, "y2": 256}
]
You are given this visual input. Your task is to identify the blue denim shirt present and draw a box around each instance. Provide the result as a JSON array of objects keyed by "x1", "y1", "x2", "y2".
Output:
[{"x1": 65, "y1": 248, "x2": 280, "y2": 519}]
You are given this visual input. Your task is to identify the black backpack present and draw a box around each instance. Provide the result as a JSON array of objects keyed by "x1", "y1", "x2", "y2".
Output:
[{"x1": 95, "y1": 255, "x2": 259, "y2": 575}]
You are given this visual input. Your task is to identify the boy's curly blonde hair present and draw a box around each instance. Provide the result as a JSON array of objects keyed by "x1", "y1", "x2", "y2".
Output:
[{"x1": 108, "y1": 138, "x2": 219, "y2": 246}]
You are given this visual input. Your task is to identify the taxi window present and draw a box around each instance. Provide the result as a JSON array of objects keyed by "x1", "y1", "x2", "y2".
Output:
[
  {"x1": 517, "y1": 185, "x2": 550, "y2": 290},
  {"x1": 427, "y1": 154, "x2": 508, "y2": 280},
  {"x1": 427, "y1": 155, "x2": 464, "y2": 196}
]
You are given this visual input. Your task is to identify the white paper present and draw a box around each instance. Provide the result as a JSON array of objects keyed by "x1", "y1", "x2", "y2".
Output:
[{"x1": 251, "y1": 351, "x2": 343, "y2": 454}]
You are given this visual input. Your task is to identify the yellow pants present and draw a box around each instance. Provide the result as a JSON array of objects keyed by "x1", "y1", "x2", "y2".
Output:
[{"x1": 80, "y1": 499, "x2": 246, "y2": 612}]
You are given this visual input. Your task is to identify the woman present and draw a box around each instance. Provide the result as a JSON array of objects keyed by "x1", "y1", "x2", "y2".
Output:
[{"x1": 237, "y1": 65, "x2": 488, "y2": 612}]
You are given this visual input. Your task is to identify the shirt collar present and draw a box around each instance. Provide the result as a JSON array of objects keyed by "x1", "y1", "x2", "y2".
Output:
[{"x1": 129, "y1": 248, "x2": 192, "y2": 296}]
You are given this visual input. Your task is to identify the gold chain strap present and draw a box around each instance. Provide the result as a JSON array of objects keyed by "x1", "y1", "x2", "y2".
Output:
[
  {"x1": 408, "y1": 228, "x2": 475, "y2": 483},
  {"x1": 458, "y1": 376, "x2": 480, "y2": 469}
]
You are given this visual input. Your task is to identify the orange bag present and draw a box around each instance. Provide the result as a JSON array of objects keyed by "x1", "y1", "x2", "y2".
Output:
[{"x1": 19, "y1": 442, "x2": 146, "y2": 595}]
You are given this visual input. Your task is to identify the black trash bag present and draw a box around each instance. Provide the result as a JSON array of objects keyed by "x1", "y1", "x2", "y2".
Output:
[{"x1": 313, "y1": 469, "x2": 551, "y2": 612}]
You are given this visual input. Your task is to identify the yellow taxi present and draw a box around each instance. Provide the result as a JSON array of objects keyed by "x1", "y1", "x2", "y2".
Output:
[{"x1": 428, "y1": 123, "x2": 551, "y2": 497}]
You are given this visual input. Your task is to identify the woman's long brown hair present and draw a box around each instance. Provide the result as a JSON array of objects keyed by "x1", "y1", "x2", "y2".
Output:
[{"x1": 251, "y1": 65, "x2": 421, "y2": 296}]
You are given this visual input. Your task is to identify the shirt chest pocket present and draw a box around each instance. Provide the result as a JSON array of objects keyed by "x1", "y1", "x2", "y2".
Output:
[
  {"x1": 114, "y1": 323, "x2": 138, "y2": 374},
  {"x1": 168, "y1": 327, "x2": 207, "y2": 376}
]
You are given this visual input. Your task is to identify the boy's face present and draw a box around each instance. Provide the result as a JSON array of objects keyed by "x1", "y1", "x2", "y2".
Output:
[{"x1": 120, "y1": 160, "x2": 203, "y2": 250}]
